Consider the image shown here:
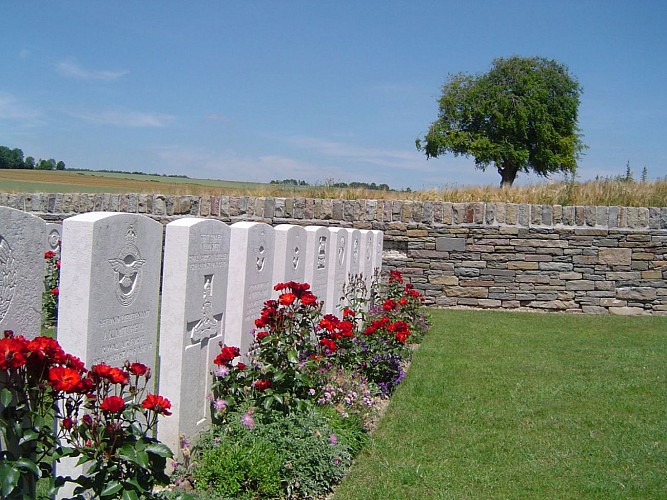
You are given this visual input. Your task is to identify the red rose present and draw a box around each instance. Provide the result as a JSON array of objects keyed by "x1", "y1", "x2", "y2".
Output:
[
  {"x1": 319, "y1": 338, "x2": 338, "y2": 352},
  {"x1": 279, "y1": 293, "x2": 297, "y2": 306},
  {"x1": 255, "y1": 330, "x2": 269, "y2": 341},
  {"x1": 100, "y1": 396, "x2": 125, "y2": 414},
  {"x1": 300, "y1": 292, "x2": 317, "y2": 306},
  {"x1": 389, "y1": 270, "x2": 404, "y2": 284},
  {"x1": 253, "y1": 378, "x2": 272, "y2": 391},
  {"x1": 48, "y1": 366, "x2": 82, "y2": 392},
  {"x1": 342, "y1": 308, "x2": 355, "y2": 318},
  {"x1": 26, "y1": 336, "x2": 66, "y2": 366},
  {"x1": 142, "y1": 394, "x2": 172, "y2": 416},
  {"x1": 62, "y1": 417, "x2": 74, "y2": 430},
  {"x1": 0, "y1": 336, "x2": 28, "y2": 370},
  {"x1": 383, "y1": 299, "x2": 397, "y2": 311},
  {"x1": 128, "y1": 362, "x2": 149, "y2": 376},
  {"x1": 44, "y1": 251, "x2": 56, "y2": 259},
  {"x1": 50, "y1": 288, "x2": 59, "y2": 296},
  {"x1": 214, "y1": 345, "x2": 240, "y2": 365},
  {"x1": 399, "y1": 298, "x2": 408, "y2": 306},
  {"x1": 237, "y1": 362, "x2": 246, "y2": 370}
]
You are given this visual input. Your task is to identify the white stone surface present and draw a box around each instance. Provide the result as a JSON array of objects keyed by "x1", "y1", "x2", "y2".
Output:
[
  {"x1": 304, "y1": 226, "x2": 330, "y2": 307},
  {"x1": 45, "y1": 222, "x2": 62, "y2": 253},
  {"x1": 359, "y1": 230, "x2": 374, "y2": 293},
  {"x1": 158, "y1": 218, "x2": 231, "y2": 456},
  {"x1": 56, "y1": 212, "x2": 162, "y2": 497},
  {"x1": 0, "y1": 207, "x2": 46, "y2": 338},
  {"x1": 224, "y1": 222, "x2": 274, "y2": 356},
  {"x1": 58, "y1": 212, "x2": 163, "y2": 371},
  {"x1": 371, "y1": 229, "x2": 384, "y2": 276},
  {"x1": 325, "y1": 227, "x2": 348, "y2": 315},
  {"x1": 272, "y1": 224, "x2": 306, "y2": 292},
  {"x1": 345, "y1": 228, "x2": 361, "y2": 278}
]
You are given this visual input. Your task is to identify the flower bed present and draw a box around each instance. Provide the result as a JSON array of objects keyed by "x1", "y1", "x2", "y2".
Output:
[{"x1": 166, "y1": 270, "x2": 430, "y2": 499}]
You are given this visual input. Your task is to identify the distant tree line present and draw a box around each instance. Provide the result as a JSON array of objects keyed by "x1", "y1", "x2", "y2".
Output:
[
  {"x1": 269, "y1": 178, "x2": 309, "y2": 186},
  {"x1": 271, "y1": 178, "x2": 392, "y2": 191},
  {"x1": 0, "y1": 145, "x2": 65, "y2": 171},
  {"x1": 68, "y1": 167, "x2": 189, "y2": 178}
]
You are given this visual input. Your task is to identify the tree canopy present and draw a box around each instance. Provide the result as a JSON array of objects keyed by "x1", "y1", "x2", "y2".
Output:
[{"x1": 416, "y1": 56, "x2": 586, "y2": 187}]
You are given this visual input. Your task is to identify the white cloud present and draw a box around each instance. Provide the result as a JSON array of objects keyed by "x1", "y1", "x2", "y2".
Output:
[
  {"x1": 0, "y1": 92, "x2": 44, "y2": 126},
  {"x1": 56, "y1": 58, "x2": 128, "y2": 81},
  {"x1": 69, "y1": 108, "x2": 173, "y2": 128}
]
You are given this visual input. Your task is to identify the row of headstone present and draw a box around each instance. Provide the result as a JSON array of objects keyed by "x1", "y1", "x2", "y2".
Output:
[
  {"x1": 50, "y1": 212, "x2": 382, "y2": 457},
  {"x1": 1, "y1": 207, "x2": 384, "y2": 492}
]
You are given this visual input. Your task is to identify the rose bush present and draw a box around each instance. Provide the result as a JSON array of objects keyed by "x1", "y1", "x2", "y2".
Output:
[{"x1": 0, "y1": 331, "x2": 173, "y2": 499}]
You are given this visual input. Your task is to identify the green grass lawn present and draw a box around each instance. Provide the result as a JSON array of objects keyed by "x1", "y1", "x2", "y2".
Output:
[{"x1": 334, "y1": 309, "x2": 667, "y2": 499}]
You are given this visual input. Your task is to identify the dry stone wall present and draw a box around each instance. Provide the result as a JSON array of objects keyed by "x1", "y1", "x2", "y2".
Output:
[{"x1": 2, "y1": 192, "x2": 666, "y2": 316}]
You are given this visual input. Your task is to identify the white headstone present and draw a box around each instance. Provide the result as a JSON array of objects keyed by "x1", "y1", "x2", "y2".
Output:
[
  {"x1": 325, "y1": 228, "x2": 348, "y2": 315},
  {"x1": 358, "y1": 229, "x2": 375, "y2": 294},
  {"x1": 371, "y1": 229, "x2": 384, "y2": 276},
  {"x1": 0, "y1": 207, "x2": 46, "y2": 338},
  {"x1": 56, "y1": 212, "x2": 163, "y2": 497},
  {"x1": 58, "y1": 212, "x2": 163, "y2": 371},
  {"x1": 345, "y1": 228, "x2": 361, "y2": 279},
  {"x1": 45, "y1": 223, "x2": 62, "y2": 253},
  {"x1": 224, "y1": 222, "x2": 274, "y2": 356},
  {"x1": 158, "y1": 218, "x2": 231, "y2": 455},
  {"x1": 303, "y1": 226, "x2": 330, "y2": 306},
  {"x1": 272, "y1": 224, "x2": 306, "y2": 291}
]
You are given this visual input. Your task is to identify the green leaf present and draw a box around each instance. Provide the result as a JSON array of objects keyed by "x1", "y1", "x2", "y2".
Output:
[
  {"x1": 18, "y1": 429, "x2": 39, "y2": 445},
  {"x1": 0, "y1": 388, "x2": 12, "y2": 407},
  {"x1": 100, "y1": 480, "x2": 123, "y2": 497},
  {"x1": 135, "y1": 450, "x2": 149, "y2": 468},
  {"x1": 287, "y1": 349, "x2": 299, "y2": 364},
  {"x1": 0, "y1": 464, "x2": 20, "y2": 498},
  {"x1": 119, "y1": 443, "x2": 137, "y2": 463},
  {"x1": 145, "y1": 442, "x2": 173, "y2": 458},
  {"x1": 14, "y1": 458, "x2": 39, "y2": 477},
  {"x1": 121, "y1": 489, "x2": 139, "y2": 500}
]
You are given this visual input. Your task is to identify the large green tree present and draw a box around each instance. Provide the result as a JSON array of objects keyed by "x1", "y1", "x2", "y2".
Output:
[{"x1": 416, "y1": 56, "x2": 586, "y2": 187}]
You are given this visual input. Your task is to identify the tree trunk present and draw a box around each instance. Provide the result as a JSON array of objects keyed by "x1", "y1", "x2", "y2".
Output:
[{"x1": 498, "y1": 164, "x2": 518, "y2": 188}]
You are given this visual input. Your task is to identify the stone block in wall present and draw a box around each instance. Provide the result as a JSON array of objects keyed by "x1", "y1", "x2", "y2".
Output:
[
  {"x1": 430, "y1": 275, "x2": 459, "y2": 286},
  {"x1": 626, "y1": 207, "x2": 649, "y2": 228},
  {"x1": 109, "y1": 194, "x2": 119, "y2": 212},
  {"x1": 445, "y1": 286, "x2": 488, "y2": 298},
  {"x1": 452, "y1": 203, "x2": 465, "y2": 224},
  {"x1": 531, "y1": 204, "x2": 542, "y2": 225},
  {"x1": 585, "y1": 206, "x2": 597, "y2": 226},
  {"x1": 609, "y1": 306, "x2": 648, "y2": 316},
  {"x1": 517, "y1": 204, "x2": 530, "y2": 226},
  {"x1": 442, "y1": 203, "x2": 453, "y2": 224},
  {"x1": 436, "y1": 237, "x2": 465, "y2": 252},
  {"x1": 566, "y1": 280, "x2": 595, "y2": 291},
  {"x1": 561, "y1": 206, "x2": 574, "y2": 226},
  {"x1": 616, "y1": 287, "x2": 657, "y2": 301},
  {"x1": 598, "y1": 248, "x2": 631, "y2": 266},
  {"x1": 210, "y1": 196, "x2": 220, "y2": 217}
]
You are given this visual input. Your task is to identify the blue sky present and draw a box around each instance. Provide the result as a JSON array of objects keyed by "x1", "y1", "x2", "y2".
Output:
[{"x1": 1, "y1": 1, "x2": 665, "y2": 190}]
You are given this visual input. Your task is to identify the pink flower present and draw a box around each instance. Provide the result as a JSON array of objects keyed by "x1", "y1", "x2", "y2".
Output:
[{"x1": 241, "y1": 408, "x2": 255, "y2": 429}]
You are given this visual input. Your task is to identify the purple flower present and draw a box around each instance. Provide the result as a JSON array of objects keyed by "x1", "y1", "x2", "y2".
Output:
[
  {"x1": 328, "y1": 433, "x2": 338, "y2": 445},
  {"x1": 215, "y1": 365, "x2": 230, "y2": 377},
  {"x1": 213, "y1": 398, "x2": 227, "y2": 412},
  {"x1": 241, "y1": 409, "x2": 255, "y2": 429}
]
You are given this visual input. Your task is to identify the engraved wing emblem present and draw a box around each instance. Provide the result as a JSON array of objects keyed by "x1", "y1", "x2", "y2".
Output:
[{"x1": 108, "y1": 258, "x2": 146, "y2": 287}]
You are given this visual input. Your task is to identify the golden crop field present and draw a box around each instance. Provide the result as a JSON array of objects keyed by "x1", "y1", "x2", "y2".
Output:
[{"x1": 1, "y1": 169, "x2": 666, "y2": 207}]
